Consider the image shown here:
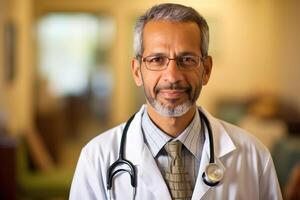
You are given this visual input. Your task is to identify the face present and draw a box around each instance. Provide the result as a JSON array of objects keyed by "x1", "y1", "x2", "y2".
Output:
[{"x1": 132, "y1": 20, "x2": 212, "y2": 117}]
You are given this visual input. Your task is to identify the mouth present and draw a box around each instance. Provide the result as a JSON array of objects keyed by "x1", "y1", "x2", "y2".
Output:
[{"x1": 158, "y1": 89, "x2": 188, "y2": 100}]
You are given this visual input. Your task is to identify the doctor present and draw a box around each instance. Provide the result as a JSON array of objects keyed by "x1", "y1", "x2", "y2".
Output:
[{"x1": 70, "y1": 3, "x2": 282, "y2": 200}]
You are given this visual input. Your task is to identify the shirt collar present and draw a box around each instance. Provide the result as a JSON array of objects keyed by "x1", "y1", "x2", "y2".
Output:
[
  {"x1": 141, "y1": 109, "x2": 203, "y2": 161},
  {"x1": 141, "y1": 110, "x2": 171, "y2": 157},
  {"x1": 177, "y1": 110, "x2": 203, "y2": 161}
]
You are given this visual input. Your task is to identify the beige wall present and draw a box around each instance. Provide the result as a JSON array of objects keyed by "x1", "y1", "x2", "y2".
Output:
[
  {"x1": 275, "y1": 0, "x2": 300, "y2": 110},
  {"x1": 1, "y1": 0, "x2": 300, "y2": 133},
  {"x1": 0, "y1": 0, "x2": 34, "y2": 135},
  {"x1": 198, "y1": 0, "x2": 281, "y2": 112},
  {"x1": 0, "y1": 0, "x2": 13, "y2": 132},
  {"x1": 0, "y1": 0, "x2": 7, "y2": 110}
]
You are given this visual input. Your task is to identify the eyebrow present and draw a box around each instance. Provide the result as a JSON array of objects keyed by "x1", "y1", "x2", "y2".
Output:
[
  {"x1": 177, "y1": 52, "x2": 200, "y2": 57},
  {"x1": 146, "y1": 52, "x2": 167, "y2": 57},
  {"x1": 146, "y1": 51, "x2": 200, "y2": 57}
]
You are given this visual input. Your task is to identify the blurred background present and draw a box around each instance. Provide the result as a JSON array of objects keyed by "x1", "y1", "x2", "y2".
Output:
[{"x1": 0, "y1": 0, "x2": 300, "y2": 199}]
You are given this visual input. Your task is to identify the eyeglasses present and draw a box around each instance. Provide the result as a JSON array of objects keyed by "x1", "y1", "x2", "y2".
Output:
[{"x1": 140, "y1": 55, "x2": 204, "y2": 71}]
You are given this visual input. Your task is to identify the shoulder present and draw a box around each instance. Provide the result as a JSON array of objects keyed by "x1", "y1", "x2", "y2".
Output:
[
  {"x1": 220, "y1": 119, "x2": 269, "y2": 153},
  {"x1": 79, "y1": 123, "x2": 125, "y2": 169},
  {"x1": 217, "y1": 118, "x2": 272, "y2": 173},
  {"x1": 217, "y1": 119, "x2": 282, "y2": 197}
]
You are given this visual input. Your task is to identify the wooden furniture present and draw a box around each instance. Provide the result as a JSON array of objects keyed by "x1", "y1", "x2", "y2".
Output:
[{"x1": 0, "y1": 134, "x2": 17, "y2": 200}]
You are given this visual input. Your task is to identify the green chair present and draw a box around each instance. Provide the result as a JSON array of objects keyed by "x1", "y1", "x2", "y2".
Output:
[
  {"x1": 17, "y1": 136, "x2": 74, "y2": 199},
  {"x1": 272, "y1": 136, "x2": 300, "y2": 190}
]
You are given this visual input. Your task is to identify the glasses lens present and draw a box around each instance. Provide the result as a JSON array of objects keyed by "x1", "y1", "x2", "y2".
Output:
[
  {"x1": 178, "y1": 55, "x2": 199, "y2": 69},
  {"x1": 144, "y1": 55, "x2": 167, "y2": 70}
]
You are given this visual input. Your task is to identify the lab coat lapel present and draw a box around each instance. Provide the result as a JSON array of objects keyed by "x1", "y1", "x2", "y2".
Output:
[
  {"x1": 125, "y1": 106, "x2": 171, "y2": 200},
  {"x1": 192, "y1": 132, "x2": 211, "y2": 199},
  {"x1": 125, "y1": 108, "x2": 144, "y2": 165},
  {"x1": 139, "y1": 145, "x2": 172, "y2": 200},
  {"x1": 192, "y1": 108, "x2": 236, "y2": 199}
]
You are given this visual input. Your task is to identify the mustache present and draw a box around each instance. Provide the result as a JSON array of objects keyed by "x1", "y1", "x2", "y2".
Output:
[{"x1": 154, "y1": 82, "x2": 191, "y2": 94}]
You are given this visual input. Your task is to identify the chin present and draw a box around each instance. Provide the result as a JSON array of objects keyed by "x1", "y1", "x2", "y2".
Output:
[{"x1": 152, "y1": 100, "x2": 193, "y2": 117}]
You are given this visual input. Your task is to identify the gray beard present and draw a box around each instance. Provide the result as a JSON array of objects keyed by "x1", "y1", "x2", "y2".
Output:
[{"x1": 147, "y1": 97, "x2": 193, "y2": 117}]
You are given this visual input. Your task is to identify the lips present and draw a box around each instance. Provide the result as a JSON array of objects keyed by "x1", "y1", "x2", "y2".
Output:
[{"x1": 158, "y1": 89, "x2": 188, "y2": 99}]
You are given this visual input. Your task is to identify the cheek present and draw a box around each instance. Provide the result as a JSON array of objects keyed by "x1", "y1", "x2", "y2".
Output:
[
  {"x1": 141, "y1": 70, "x2": 161, "y2": 91},
  {"x1": 188, "y1": 72, "x2": 202, "y2": 93},
  {"x1": 188, "y1": 71, "x2": 202, "y2": 87}
]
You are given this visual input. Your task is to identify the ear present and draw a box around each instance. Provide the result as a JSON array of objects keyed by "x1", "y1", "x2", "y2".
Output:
[
  {"x1": 202, "y1": 56, "x2": 213, "y2": 85},
  {"x1": 131, "y1": 58, "x2": 143, "y2": 86}
]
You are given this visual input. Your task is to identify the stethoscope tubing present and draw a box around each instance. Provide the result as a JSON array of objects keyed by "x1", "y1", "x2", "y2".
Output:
[
  {"x1": 106, "y1": 109, "x2": 222, "y2": 197},
  {"x1": 199, "y1": 111, "x2": 215, "y2": 164},
  {"x1": 106, "y1": 114, "x2": 137, "y2": 190}
]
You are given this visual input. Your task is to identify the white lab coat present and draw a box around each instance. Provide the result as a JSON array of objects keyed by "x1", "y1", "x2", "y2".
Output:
[{"x1": 69, "y1": 105, "x2": 282, "y2": 200}]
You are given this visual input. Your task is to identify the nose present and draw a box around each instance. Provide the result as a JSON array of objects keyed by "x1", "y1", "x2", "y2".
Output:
[{"x1": 162, "y1": 59, "x2": 184, "y2": 83}]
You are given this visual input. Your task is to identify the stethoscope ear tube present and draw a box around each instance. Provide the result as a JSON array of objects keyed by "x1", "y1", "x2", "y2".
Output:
[{"x1": 107, "y1": 114, "x2": 137, "y2": 190}]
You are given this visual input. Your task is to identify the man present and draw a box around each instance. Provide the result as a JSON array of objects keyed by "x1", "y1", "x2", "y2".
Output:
[{"x1": 70, "y1": 3, "x2": 282, "y2": 200}]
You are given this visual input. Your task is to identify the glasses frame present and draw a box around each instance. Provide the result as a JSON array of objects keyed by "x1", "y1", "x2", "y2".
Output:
[{"x1": 138, "y1": 54, "x2": 205, "y2": 71}]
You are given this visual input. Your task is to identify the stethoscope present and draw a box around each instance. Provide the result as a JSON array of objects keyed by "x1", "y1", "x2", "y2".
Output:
[{"x1": 106, "y1": 109, "x2": 224, "y2": 199}]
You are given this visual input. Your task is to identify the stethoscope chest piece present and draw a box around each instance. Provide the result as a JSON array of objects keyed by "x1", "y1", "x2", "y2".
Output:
[{"x1": 202, "y1": 163, "x2": 224, "y2": 186}]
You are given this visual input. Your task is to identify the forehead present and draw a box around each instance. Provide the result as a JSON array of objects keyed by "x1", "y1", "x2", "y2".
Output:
[{"x1": 142, "y1": 20, "x2": 201, "y2": 55}]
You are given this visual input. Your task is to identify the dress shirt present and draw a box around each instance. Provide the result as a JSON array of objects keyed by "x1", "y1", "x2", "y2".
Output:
[{"x1": 141, "y1": 109, "x2": 204, "y2": 186}]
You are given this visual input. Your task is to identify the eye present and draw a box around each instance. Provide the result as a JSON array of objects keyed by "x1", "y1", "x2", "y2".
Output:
[
  {"x1": 180, "y1": 56, "x2": 198, "y2": 66},
  {"x1": 146, "y1": 56, "x2": 165, "y2": 65}
]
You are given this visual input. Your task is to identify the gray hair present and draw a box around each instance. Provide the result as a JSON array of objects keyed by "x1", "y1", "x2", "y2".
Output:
[{"x1": 134, "y1": 3, "x2": 209, "y2": 58}]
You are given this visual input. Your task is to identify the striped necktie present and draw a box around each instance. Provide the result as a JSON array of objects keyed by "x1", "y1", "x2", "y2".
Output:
[{"x1": 164, "y1": 140, "x2": 193, "y2": 200}]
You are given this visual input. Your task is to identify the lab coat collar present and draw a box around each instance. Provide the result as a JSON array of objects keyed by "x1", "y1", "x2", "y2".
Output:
[
  {"x1": 125, "y1": 105, "x2": 146, "y2": 165},
  {"x1": 126, "y1": 105, "x2": 236, "y2": 162},
  {"x1": 192, "y1": 107, "x2": 236, "y2": 199},
  {"x1": 199, "y1": 107, "x2": 236, "y2": 159}
]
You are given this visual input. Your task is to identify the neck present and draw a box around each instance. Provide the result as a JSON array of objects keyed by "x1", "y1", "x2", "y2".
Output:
[{"x1": 146, "y1": 104, "x2": 197, "y2": 137}]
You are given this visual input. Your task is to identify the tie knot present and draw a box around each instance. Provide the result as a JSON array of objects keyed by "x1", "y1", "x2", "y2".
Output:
[{"x1": 164, "y1": 140, "x2": 182, "y2": 158}]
